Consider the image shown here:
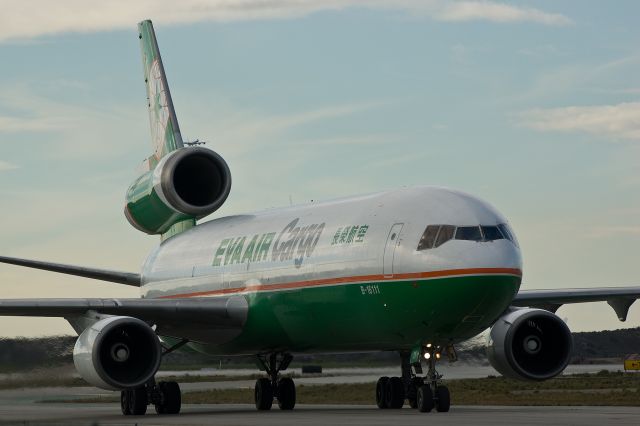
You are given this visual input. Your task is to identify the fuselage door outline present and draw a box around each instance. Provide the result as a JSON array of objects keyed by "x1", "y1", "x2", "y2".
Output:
[{"x1": 383, "y1": 223, "x2": 404, "y2": 277}]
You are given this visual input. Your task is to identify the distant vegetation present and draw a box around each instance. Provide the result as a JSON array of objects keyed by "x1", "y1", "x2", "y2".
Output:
[
  {"x1": 0, "y1": 336, "x2": 75, "y2": 373},
  {"x1": 572, "y1": 327, "x2": 640, "y2": 361},
  {"x1": 1, "y1": 327, "x2": 639, "y2": 372}
]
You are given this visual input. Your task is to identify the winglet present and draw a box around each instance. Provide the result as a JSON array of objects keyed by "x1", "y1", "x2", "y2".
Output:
[{"x1": 138, "y1": 20, "x2": 184, "y2": 167}]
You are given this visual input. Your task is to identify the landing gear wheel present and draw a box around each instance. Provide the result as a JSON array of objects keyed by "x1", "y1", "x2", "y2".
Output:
[
  {"x1": 277, "y1": 377, "x2": 296, "y2": 410},
  {"x1": 417, "y1": 385, "x2": 434, "y2": 413},
  {"x1": 120, "y1": 390, "x2": 131, "y2": 416},
  {"x1": 121, "y1": 386, "x2": 147, "y2": 416},
  {"x1": 435, "y1": 385, "x2": 450, "y2": 412},
  {"x1": 376, "y1": 376, "x2": 389, "y2": 409},
  {"x1": 385, "y1": 376, "x2": 405, "y2": 409},
  {"x1": 155, "y1": 381, "x2": 181, "y2": 415},
  {"x1": 120, "y1": 390, "x2": 130, "y2": 415},
  {"x1": 408, "y1": 397, "x2": 418, "y2": 409},
  {"x1": 407, "y1": 378, "x2": 422, "y2": 409},
  {"x1": 255, "y1": 378, "x2": 274, "y2": 410}
]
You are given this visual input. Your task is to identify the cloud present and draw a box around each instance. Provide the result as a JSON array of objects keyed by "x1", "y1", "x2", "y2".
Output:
[
  {"x1": 0, "y1": 160, "x2": 18, "y2": 171},
  {"x1": 518, "y1": 102, "x2": 640, "y2": 141},
  {"x1": 295, "y1": 135, "x2": 389, "y2": 147},
  {"x1": 435, "y1": 1, "x2": 572, "y2": 25},
  {"x1": 513, "y1": 54, "x2": 640, "y2": 102},
  {"x1": 183, "y1": 99, "x2": 385, "y2": 159},
  {"x1": 0, "y1": 85, "x2": 144, "y2": 159},
  {"x1": 0, "y1": 1, "x2": 573, "y2": 43},
  {"x1": 587, "y1": 226, "x2": 640, "y2": 239},
  {"x1": 0, "y1": 115, "x2": 70, "y2": 133}
]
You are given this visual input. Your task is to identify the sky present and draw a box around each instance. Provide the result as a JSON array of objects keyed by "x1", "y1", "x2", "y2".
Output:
[{"x1": 0, "y1": 0, "x2": 639, "y2": 337}]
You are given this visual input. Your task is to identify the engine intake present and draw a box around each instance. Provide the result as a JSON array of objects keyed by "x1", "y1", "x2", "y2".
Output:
[
  {"x1": 486, "y1": 308, "x2": 572, "y2": 381},
  {"x1": 125, "y1": 147, "x2": 231, "y2": 234},
  {"x1": 160, "y1": 147, "x2": 231, "y2": 216},
  {"x1": 73, "y1": 316, "x2": 162, "y2": 390}
]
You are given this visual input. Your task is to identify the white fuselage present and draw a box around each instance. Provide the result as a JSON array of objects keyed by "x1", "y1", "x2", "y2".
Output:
[{"x1": 141, "y1": 185, "x2": 522, "y2": 300}]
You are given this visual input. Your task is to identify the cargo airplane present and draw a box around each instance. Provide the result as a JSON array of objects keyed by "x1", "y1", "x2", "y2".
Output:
[{"x1": 1, "y1": 20, "x2": 639, "y2": 416}]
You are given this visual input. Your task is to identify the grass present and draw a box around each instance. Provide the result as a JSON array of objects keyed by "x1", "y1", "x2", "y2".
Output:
[
  {"x1": 42, "y1": 370, "x2": 640, "y2": 406},
  {"x1": 0, "y1": 376, "x2": 87, "y2": 390},
  {"x1": 0, "y1": 372, "x2": 325, "y2": 390},
  {"x1": 158, "y1": 372, "x2": 327, "y2": 384}
]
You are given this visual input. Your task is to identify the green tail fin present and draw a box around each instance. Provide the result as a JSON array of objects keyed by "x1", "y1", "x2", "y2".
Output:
[{"x1": 138, "y1": 20, "x2": 183, "y2": 168}]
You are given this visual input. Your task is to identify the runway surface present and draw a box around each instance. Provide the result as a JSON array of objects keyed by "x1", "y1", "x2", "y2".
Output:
[
  {"x1": 0, "y1": 364, "x2": 623, "y2": 404},
  {"x1": 0, "y1": 365, "x2": 632, "y2": 425},
  {"x1": 1, "y1": 403, "x2": 639, "y2": 426}
]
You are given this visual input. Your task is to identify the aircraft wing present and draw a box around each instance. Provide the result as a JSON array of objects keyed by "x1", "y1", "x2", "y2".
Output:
[
  {"x1": 0, "y1": 256, "x2": 140, "y2": 287},
  {"x1": 0, "y1": 297, "x2": 247, "y2": 328},
  {"x1": 512, "y1": 286, "x2": 640, "y2": 321}
]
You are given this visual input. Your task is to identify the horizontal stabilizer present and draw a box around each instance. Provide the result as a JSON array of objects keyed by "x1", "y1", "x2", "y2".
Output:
[{"x1": 0, "y1": 256, "x2": 140, "y2": 287}]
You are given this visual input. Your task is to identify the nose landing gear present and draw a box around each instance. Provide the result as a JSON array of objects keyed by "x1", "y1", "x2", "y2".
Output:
[
  {"x1": 254, "y1": 352, "x2": 296, "y2": 411},
  {"x1": 375, "y1": 345, "x2": 453, "y2": 413}
]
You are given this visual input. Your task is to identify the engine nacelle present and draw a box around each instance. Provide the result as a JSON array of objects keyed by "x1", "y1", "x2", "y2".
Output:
[
  {"x1": 124, "y1": 147, "x2": 232, "y2": 234},
  {"x1": 487, "y1": 307, "x2": 572, "y2": 381},
  {"x1": 73, "y1": 316, "x2": 162, "y2": 390}
]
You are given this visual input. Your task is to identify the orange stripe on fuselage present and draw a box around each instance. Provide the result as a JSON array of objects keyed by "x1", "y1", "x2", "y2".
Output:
[{"x1": 156, "y1": 267, "x2": 522, "y2": 299}]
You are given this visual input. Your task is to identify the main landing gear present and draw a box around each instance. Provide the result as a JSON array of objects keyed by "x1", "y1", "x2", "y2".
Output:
[
  {"x1": 376, "y1": 345, "x2": 452, "y2": 413},
  {"x1": 254, "y1": 352, "x2": 296, "y2": 411},
  {"x1": 121, "y1": 338, "x2": 188, "y2": 416},
  {"x1": 121, "y1": 380, "x2": 182, "y2": 415}
]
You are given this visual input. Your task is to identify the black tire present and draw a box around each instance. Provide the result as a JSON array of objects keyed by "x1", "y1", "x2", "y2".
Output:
[
  {"x1": 385, "y1": 376, "x2": 405, "y2": 409},
  {"x1": 277, "y1": 377, "x2": 296, "y2": 410},
  {"x1": 407, "y1": 378, "x2": 422, "y2": 409},
  {"x1": 376, "y1": 376, "x2": 389, "y2": 409},
  {"x1": 417, "y1": 385, "x2": 434, "y2": 413},
  {"x1": 435, "y1": 385, "x2": 450, "y2": 412},
  {"x1": 255, "y1": 378, "x2": 273, "y2": 410},
  {"x1": 128, "y1": 387, "x2": 148, "y2": 416},
  {"x1": 155, "y1": 381, "x2": 181, "y2": 415},
  {"x1": 154, "y1": 383, "x2": 166, "y2": 414},
  {"x1": 407, "y1": 383, "x2": 418, "y2": 409},
  {"x1": 120, "y1": 390, "x2": 131, "y2": 415}
]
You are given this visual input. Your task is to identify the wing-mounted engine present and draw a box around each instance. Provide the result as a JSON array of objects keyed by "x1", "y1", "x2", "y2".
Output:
[
  {"x1": 486, "y1": 307, "x2": 572, "y2": 381},
  {"x1": 73, "y1": 316, "x2": 162, "y2": 390},
  {"x1": 124, "y1": 147, "x2": 231, "y2": 234}
]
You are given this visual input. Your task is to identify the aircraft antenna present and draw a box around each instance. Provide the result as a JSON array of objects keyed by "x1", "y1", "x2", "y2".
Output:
[{"x1": 184, "y1": 139, "x2": 207, "y2": 147}]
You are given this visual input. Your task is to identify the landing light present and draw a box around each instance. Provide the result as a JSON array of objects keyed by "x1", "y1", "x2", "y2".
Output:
[
  {"x1": 426, "y1": 343, "x2": 432, "y2": 348},
  {"x1": 424, "y1": 353, "x2": 431, "y2": 360},
  {"x1": 435, "y1": 352, "x2": 441, "y2": 360}
]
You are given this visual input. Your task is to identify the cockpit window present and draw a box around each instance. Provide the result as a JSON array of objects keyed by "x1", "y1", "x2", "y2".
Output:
[
  {"x1": 481, "y1": 226, "x2": 504, "y2": 241},
  {"x1": 497, "y1": 224, "x2": 513, "y2": 242},
  {"x1": 498, "y1": 223, "x2": 519, "y2": 247},
  {"x1": 434, "y1": 225, "x2": 455, "y2": 248},
  {"x1": 455, "y1": 226, "x2": 483, "y2": 241},
  {"x1": 417, "y1": 223, "x2": 517, "y2": 250},
  {"x1": 417, "y1": 225, "x2": 440, "y2": 251}
]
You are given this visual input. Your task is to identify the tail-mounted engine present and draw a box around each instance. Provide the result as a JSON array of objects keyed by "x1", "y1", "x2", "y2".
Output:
[
  {"x1": 486, "y1": 307, "x2": 572, "y2": 381},
  {"x1": 73, "y1": 316, "x2": 162, "y2": 390},
  {"x1": 124, "y1": 147, "x2": 231, "y2": 234}
]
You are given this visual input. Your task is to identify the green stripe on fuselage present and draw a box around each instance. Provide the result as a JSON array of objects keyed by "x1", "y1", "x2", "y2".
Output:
[{"x1": 192, "y1": 274, "x2": 520, "y2": 355}]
